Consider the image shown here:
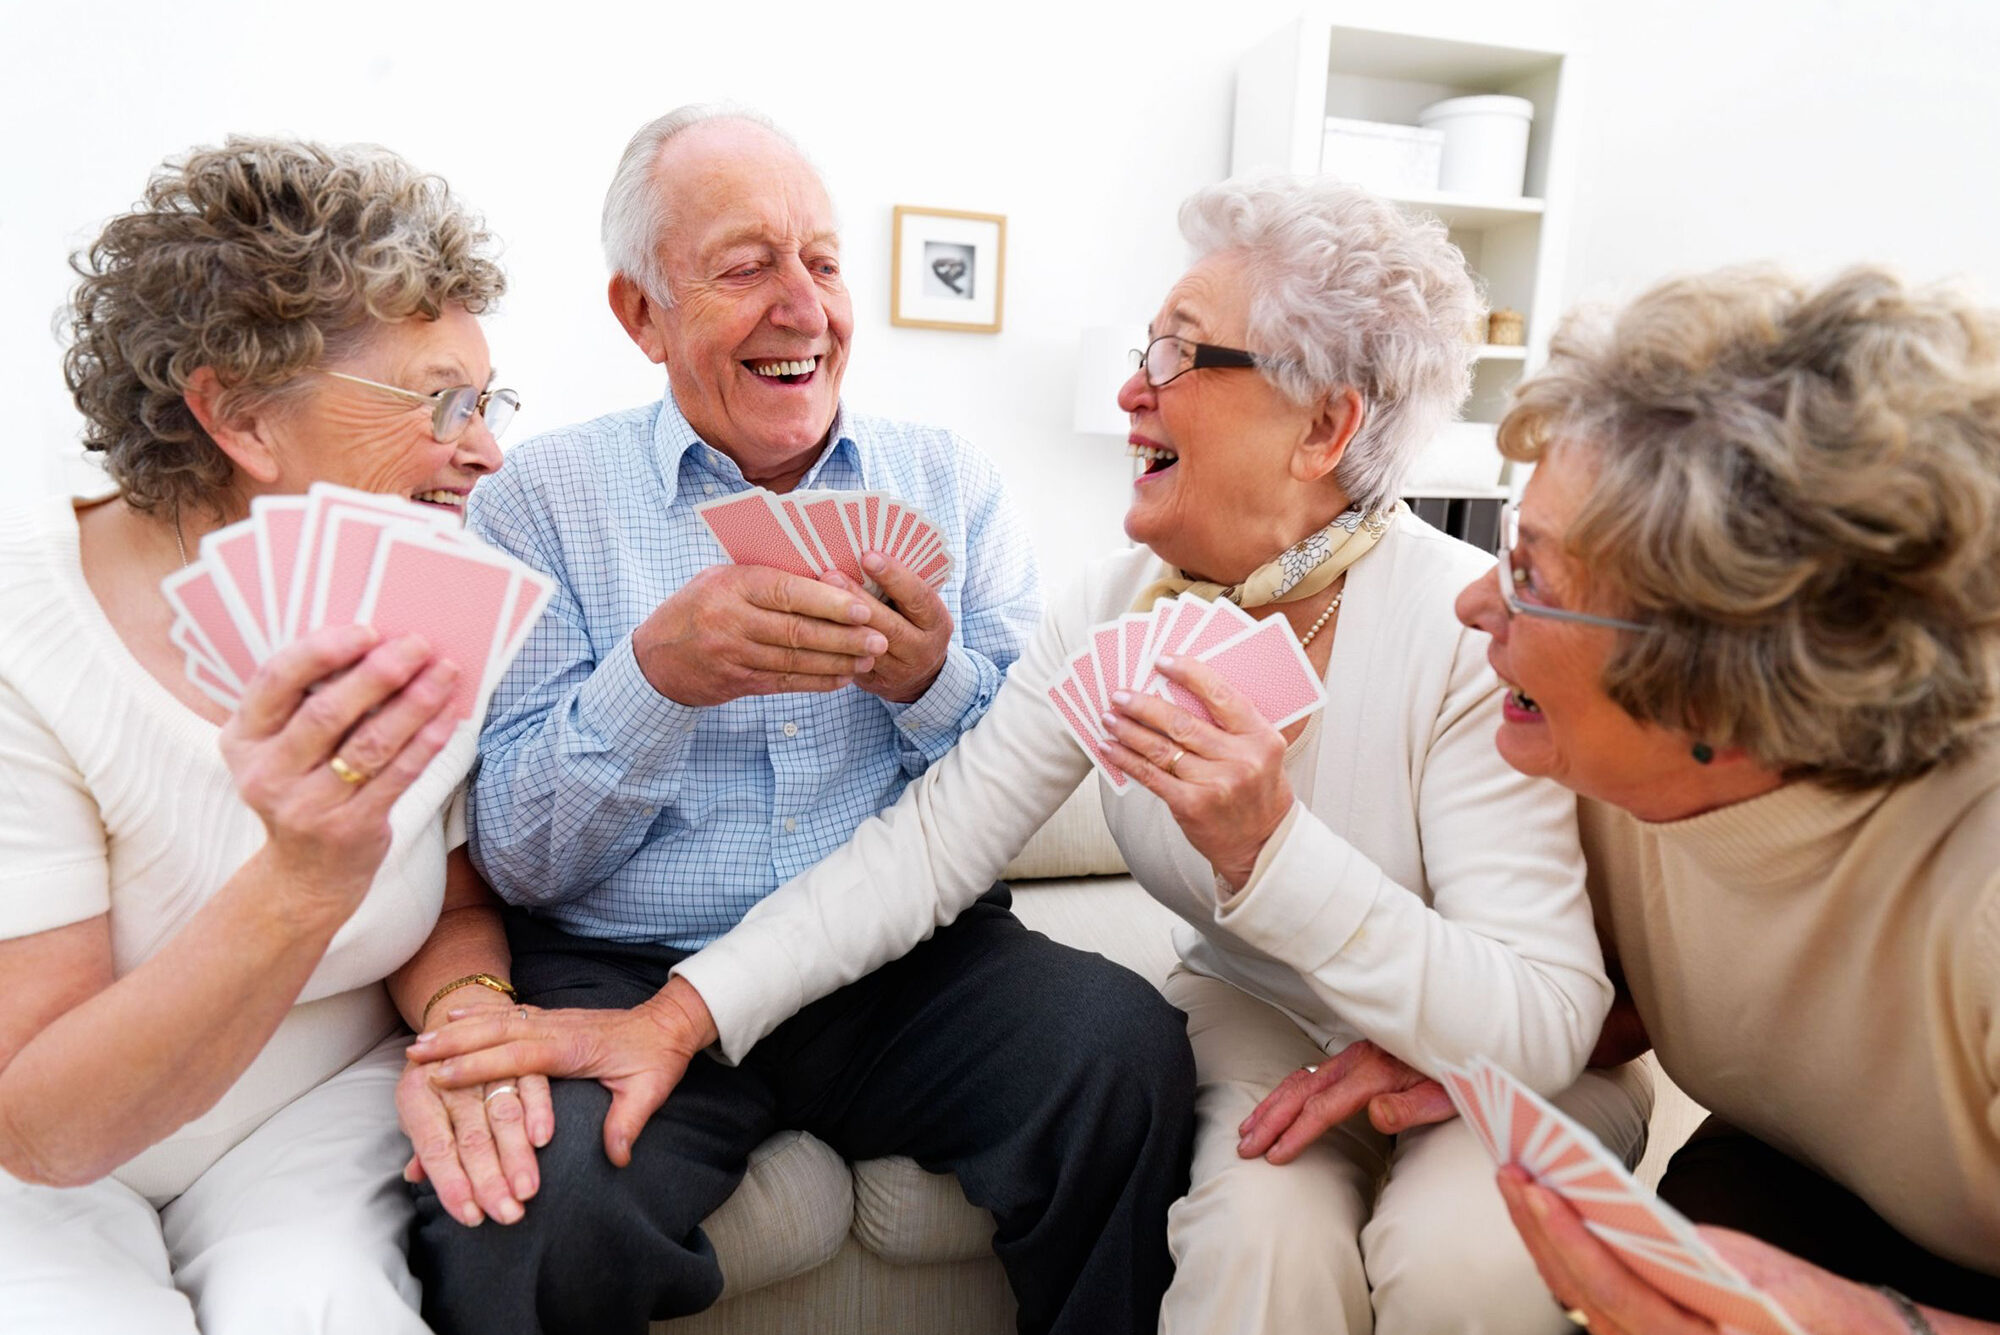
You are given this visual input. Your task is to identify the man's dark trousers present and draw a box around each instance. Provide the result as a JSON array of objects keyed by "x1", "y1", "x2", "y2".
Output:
[{"x1": 411, "y1": 890, "x2": 1196, "y2": 1335}]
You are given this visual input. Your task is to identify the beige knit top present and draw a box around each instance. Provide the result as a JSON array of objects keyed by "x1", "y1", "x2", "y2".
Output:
[{"x1": 1580, "y1": 731, "x2": 2000, "y2": 1274}]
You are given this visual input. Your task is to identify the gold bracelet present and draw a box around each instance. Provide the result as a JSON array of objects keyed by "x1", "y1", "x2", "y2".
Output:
[{"x1": 422, "y1": 973, "x2": 517, "y2": 1028}]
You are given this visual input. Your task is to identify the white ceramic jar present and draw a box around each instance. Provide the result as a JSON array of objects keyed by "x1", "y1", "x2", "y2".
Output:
[{"x1": 1418, "y1": 94, "x2": 1534, "y2": 197}]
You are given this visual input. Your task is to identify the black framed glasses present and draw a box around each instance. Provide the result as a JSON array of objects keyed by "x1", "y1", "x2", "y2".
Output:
[
  {"x1": 321, "y1": 371, "x2": 521, "y2": 443},
  {"x1": 1128, "y1": 334, "x2": 1273, "y2": 388},
  {"x1": 1497, "y1": 502, "x2": 1655, "y2": 634}
]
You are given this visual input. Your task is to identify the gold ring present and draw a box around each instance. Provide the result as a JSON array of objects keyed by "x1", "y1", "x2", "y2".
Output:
[
  {"x1": 483, "y1": 1084, "x2": 519, "y2": 1104},
  {"x1": 1563, "y1": 1309, "x2": 1590, "y2": 1328},
  {"x1": 1166, "y1": 747, "x2": 1186, "y2": 775},
  {"x1": 328, "y1": 755, "x2": 369, "y2": 786}
]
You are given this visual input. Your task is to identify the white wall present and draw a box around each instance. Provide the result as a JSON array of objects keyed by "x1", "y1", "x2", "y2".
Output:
[{"x1": 6, "y1": 1, "x2": 1998, "y2": 574}]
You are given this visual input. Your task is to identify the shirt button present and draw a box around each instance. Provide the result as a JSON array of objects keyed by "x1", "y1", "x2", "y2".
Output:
[
  {"x1": 704, "y1": 483, "x2": 716, "y2": 495},
  {"x1": 782, "y1": 721, "x2": 798, "y2": 738},
  {"x1": 783, "y1": 817, "x2": 798, "y2": 833}
]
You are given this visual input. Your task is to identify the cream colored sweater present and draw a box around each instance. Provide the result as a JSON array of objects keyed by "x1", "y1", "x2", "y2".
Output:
[
  {"x1": 1579, "y1": 735, "x2": 2000, "y2": 1274},
  {"x1": 680, "y1": 512, "x2": 1611, "y2": 1092},
  {"x1": 0, "y1": 498, "x2": 472, "y2": 1203}
]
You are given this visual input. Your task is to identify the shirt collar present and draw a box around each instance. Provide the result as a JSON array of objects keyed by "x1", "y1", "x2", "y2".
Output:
[{"x1": 649, "y1": 391, "x2": 866, "y2": 502}]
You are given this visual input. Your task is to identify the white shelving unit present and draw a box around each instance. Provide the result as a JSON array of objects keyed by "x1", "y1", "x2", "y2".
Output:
[{"x1": 1230, "y1": 11, "x2": 1577, "y2": 523}]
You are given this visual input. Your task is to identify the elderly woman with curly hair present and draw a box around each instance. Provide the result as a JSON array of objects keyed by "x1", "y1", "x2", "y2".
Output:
[
  {"x1": 1438, "y1": 266, "x2": 2000, "y2": 1331},
  {"x1": 414, "y1": 175, "x2": 1649, "y2": 1333},
  {"x1": 0, "y1": 138, "x2": 546, "y2": 1333}
]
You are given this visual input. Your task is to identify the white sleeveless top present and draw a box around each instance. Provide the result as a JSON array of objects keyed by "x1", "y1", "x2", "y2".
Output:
[{"x1": 0, "y1": 497, "x2": 473, "y2": 1203}]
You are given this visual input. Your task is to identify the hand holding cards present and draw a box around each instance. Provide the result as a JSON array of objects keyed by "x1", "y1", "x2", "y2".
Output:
[
  {"x1": 695, "y1": 486, "x2": 953, "y2": 591},
  {"x1": 1440, "y1": 1055, "x2": 1807, "y2": 1335},
  {"x1": 1044, "y1": 595, "x2": 1327, "y2": 792},
  {"x1": 162, "y1": 482, "x2": 552, "y2": 725}
]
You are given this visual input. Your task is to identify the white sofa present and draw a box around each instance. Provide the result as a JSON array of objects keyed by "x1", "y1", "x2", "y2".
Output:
[{"x1": 655, "y1": 783, "x2": 1703, "y2": 1335}]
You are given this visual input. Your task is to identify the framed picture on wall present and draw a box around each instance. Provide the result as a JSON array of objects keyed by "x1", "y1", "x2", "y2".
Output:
[{"x1": 891, "y1": 206, "x2": 1006, "y2": 333}]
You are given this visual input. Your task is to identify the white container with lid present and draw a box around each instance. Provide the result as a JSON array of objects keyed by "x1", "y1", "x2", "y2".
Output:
[
  {"x1": 1418, "y1": 95, "x2": 1534, "y2": 198},
  {"x1": 1320, "y1": 116, "x2": 1443, "y2": 196}
]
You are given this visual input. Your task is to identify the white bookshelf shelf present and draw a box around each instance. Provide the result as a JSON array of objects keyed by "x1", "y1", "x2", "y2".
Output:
[
  {"x1": 1383, "y1": 188, "x2": 1545, "y2": 230},
  {"x1": 1473, "y1": 344, "x2": 1527, "y2": 362}
]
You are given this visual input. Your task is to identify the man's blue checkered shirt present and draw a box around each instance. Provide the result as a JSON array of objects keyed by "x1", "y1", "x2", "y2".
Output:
[{"x1": 464, "y1": 392, "x2": 1041, "y2": 949}]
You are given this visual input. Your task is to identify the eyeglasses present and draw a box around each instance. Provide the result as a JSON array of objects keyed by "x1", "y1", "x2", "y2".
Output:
[
  {"x1": 321, "y1": 371, "x2": 521, "y2": 443},
  {"x1": 1128, "y1": 334, "x2": 1274, "y2": 388},
  {"x1": 1497, "y1": 502, "x2": 1655, "y2": 634}
]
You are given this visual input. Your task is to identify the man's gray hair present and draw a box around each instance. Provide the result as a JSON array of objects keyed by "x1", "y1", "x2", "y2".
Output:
[
  {"x1": 600, "y1": 102, "x2": 799, "y2": 304},
  {"x1": 1178, "y1": 176, "x2": 1483, "y2": 513}
]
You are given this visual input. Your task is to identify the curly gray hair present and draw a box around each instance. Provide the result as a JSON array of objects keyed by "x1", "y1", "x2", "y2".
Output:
[
  {"x1": 600, "y1": 102, "x2": 803, "y2": 305},
  {"x1": 1502, "y1": 265, "x2": 2000, "y2": 788},
  {"x1": 1178, "y1": 175, "x2": 1484, "y2": 513},
  {"x1": 62, "y1": 136, "x2": 504, "y2": 518}
]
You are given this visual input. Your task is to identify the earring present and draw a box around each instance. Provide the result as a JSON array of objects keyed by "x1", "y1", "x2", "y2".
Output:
[{"x1": 1691, "y1": 742, "x2": 1715, "y2": 765}]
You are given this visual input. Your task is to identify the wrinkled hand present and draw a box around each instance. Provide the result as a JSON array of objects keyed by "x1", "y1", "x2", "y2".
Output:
[
  {"x1": 633, "y1": 565, "x2": 887, "y2": 707},
  {"x1": 1497, "y1": 1165, "x2": 1911, "y2": 1334},
  {"x1": 819, "y1": 551, "x2": 953, "y2": 704},
  {"x1": 408, "y1": 977, "x2": 717, "y2": 1167},
  {"x1": 1098, "y1": 654, "x2": 1294, "y2": 888},
  {"x1": 1237, "y1": 1040, "x2": 1456, "y2": 1163},
  {"x1": 220, "y1": 625, "x2": 461, "y2": 899},
  {"x1": 397, "y1": 992, "x2": 553, "y2": 1228}
]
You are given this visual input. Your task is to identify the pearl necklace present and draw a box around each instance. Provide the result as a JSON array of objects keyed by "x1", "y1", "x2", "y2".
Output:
[{"x1": 1298, "y1": 589, "x2": 1344, "y2": 648}]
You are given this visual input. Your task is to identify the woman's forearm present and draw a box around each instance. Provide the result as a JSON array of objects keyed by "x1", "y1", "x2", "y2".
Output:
[
  {"x1": 0, "y1": 847, "x2": 357, "y2": 1187},
  {"x1": 387, "y1": 904, "x2": 513, "y2": 1033}
]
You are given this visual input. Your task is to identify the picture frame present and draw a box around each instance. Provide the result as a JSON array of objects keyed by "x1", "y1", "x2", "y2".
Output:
[{"x1": 890, "y1": 206, "x2": 1006, "y2": 333}]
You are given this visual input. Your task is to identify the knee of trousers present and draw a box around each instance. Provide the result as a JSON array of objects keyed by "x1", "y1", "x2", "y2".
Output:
[
  {"x1": 178, "y1": 1227, "x2": 420, "y2": 1335},
  {"x1": 1044, "y1": 962, "x2": 1198, "y2": 1119},
  {"x1": 1364, "y1": 1204, "x2": 1552, "y2": 1335},
  {"x1": 410, "y1": 1078, "x2": 724, "y2": 1307},
  {"x1": 1168, "y1": 1168, "x2": 1367, "y2": 1297}
]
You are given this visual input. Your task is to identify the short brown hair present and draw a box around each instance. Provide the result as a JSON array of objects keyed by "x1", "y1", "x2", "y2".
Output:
[
  {"x1": 63, "y1": 136, "x2": 506, "y2": 517},
  {"x1": 1501, "y1": 266, "x2": 2000, "y2": 787}
]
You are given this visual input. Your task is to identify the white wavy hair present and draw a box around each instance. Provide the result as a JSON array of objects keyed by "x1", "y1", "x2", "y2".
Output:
[
  {"x1": 600, "y1": 102, "x2": 803, "y2": 305},
  {"x1": 1178, "y1": 175, "x2": 1483, "y2": 513}
]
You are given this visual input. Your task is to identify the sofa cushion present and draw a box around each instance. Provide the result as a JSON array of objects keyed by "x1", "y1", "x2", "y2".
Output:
[
  {"x1": 704, "y1": 1130, "x2": 853, "y2": 1298},
  {"x1": 1000, "y1": 778, "x2": 1127, "y2": 880},
  {"x1": 849, "y1": 1156, "x2": 995, "y2": 1265}
]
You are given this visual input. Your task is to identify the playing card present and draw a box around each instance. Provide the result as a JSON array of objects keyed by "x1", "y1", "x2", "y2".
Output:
[
  {"x1": 772, "y1": 494, "x2": 832, "y2": 574},
  {"x1": 1138, "y1": 597, "x2": 1211, "y2": 689},
  {"x1": 862, "y1": 495, "x2": 886, "y2": 552},
  {"x1": 874, "y1": 500, "x2": 906, "y2": 556},
  {"x1": 199, "y1": 522, "x2": 271, "y2": 659},
  {"x1": 1164, "y1": 616, "x2": 1326, "y2": 731},
  {"x1": 170, "y1": 618, "x2": 240, "y2": 692},
  {"x1": 798, "y1": 493, "x2": 867, "y2": 583},
  {"x1": 252, "y1": 495, "x2": 307, "y2": 647},
  {"x1": 901, "y1": 530, "x2": 942, "y2": 573},
  {"x1": 892, "y1": 514, "x2": 937, "y2": 567},
  {"x1": 1046, "y1": 679, "x2": 1129, "y2": 790},
  {"x1": 288, "y1": 484, "x2": 452, "y2": 641},
  {"x1": 839, "y1": 496, "x2": 876, "y2": 558},
  {"x1": 1457, "y1": 1057, "x2": 1807, "y2": 1335},
  {"x1": 498, "y1": 566, "x2": 555, "y2": 664},
  {"x1": 308, "y1": 509, "x2": 430, "y2": 632},
  {"x1": 912, "y1": 547, "x2": 952, "y2": 589},
  {"x1": 354, "y1": 530, "x2": 519, "y2": 724},
  {"x1": 1438, "y1": 1064, "x2": 1501, "y2": 1162},
  {"x1": 695, "y1": 492, "x2": 821, "y2": 579},
  {"x1": 1090, "y1": 623, "x2": 1125, "y2": 706},
  {"x1": 1069, "y1": 644, "x2": 1112, "y2": 719},
  {"x1": 1117, "y1": 614, "x2": 1152, "y2": 695},
  {"x1": 182, "y1": 651, "x2": 243, "y2": 712},
  {"x1": 162, "y1": 566, "x2": 261, "y2": 686}
]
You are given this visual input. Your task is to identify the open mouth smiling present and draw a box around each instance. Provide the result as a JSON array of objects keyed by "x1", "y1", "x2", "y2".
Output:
[
  {"x1": 745, "y1": 355, "x2": 819, "y2": 385},
  {"x1": 1127, "y1": 441, "x2": 1179, "y2": 477}
]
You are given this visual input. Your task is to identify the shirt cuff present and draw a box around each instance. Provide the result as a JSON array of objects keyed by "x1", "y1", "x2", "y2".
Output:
[
  {"x1": 576, "y1": 633, "x2": 704, "y2": 764},
  {"x1": 1212, "y1": 801, "x2": 1378, "y2": 965},
  {"x1": 883, "y1": 642, "x2": 983, "y2": 739},
  {"x1": 671, "y1": 935, "x2": 802, "y2": 1066}
]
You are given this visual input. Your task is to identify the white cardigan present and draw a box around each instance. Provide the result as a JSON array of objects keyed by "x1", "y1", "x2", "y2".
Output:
[{"x1": 677, "y1": 512, "x2": 1611, "y2": 1091}]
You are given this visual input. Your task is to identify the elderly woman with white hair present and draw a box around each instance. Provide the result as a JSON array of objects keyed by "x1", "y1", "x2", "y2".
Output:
[{"x1": 418, "y1": 175, "x2": 1648, "y2": 1332}]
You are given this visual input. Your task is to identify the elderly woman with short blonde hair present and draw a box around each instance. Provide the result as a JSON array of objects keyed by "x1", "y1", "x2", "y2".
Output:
[
  {"x1": 1443, "y1": 266, "x2": 2000, "y2": 1329},
  {"x1": 417, "y1": 174, "x2": 1650, "y2": 1333},
  {"x1": 0, "y1": 138, "x2": 546, "y2": 1333}
]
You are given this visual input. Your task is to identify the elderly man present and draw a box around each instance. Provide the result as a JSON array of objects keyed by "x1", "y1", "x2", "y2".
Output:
[{"x1": 406, "y1": 105, "x2": 1194, "y2": 1335}]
